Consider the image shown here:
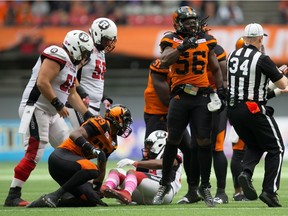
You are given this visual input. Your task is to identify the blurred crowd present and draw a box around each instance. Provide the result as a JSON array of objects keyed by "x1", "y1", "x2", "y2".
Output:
[
  {"x1": 0, "y1": 0, "x2": 247, "y2": 27},
  {"x1": 1, "y1": 1, "x2": 287, "y2": 27},
  {"x1": 1, "y1": 0, "x2": 285, "y2": 56}
]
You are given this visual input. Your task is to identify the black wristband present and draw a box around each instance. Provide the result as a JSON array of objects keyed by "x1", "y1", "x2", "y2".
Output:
[
  {"x1": 76, "y1": 86, "x2": 89, "y2": 98},
  {"x1": 74, "y1": 136, "x2": 87, "y2": 148},
  {"x1": 83, "y1": 110, "x2": 94, "y2": 121},
  {"x1": 177, "y1": 44, "x2": 185, "y2": 53},
  {"x1": 51, "y1": 97, "x2": 64, "y2": 111},
  {"x1": 101, "y1": 97, "x2": 113, "y2": 104}
]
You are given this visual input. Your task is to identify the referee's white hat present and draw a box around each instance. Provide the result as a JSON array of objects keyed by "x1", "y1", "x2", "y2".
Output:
[{"x1": 244, "y1": 23, "x2": 268, "y2": 37}]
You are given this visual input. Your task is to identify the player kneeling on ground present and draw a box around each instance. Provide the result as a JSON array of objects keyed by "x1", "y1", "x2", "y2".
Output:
[{"x1": 26, "y1": 104, "x2": 133, "y2": 208}]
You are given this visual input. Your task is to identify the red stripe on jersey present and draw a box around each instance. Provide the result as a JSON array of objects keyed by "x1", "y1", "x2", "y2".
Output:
[{"x1": 42, "y1": 53, "x2": 67, "y2": 65}]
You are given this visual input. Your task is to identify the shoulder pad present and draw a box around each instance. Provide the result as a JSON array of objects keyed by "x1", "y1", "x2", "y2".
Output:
[{"x1": 42, "y1": 45, "x2": 69, "y2": 62}]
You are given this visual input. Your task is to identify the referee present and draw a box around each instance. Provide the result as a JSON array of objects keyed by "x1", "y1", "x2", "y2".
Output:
[{"x1": 227, "y1": 23, "x2": 288, "y2": 207}]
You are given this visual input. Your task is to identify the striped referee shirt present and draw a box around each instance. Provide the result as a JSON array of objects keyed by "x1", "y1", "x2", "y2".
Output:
[{"x1": 227, "y1": 44, "x2": 283, "y2": 105}]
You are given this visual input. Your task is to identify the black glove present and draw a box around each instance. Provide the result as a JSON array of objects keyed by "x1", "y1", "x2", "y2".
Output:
[
  {"x1": 83, "y1": 110, "x2": 94, "y2": 121},
  {"x1": 82, "y1": 142, "x2": 106, "y2": 162},
  {"x1": 177, "y1": 37, "x2": 198, "y2": 53},
  {"x1": 218, "y1": 100, "x2": 226, "y2": 113},
  {"x1": 217, "y1": 87, "x2": 227, "y2": 101},
  {"x1": 91, "y1": 148, "x2": 106, "y2": 163}
]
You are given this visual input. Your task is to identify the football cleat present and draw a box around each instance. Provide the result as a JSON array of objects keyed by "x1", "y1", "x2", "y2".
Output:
[
  {"x1": 103, "y1": 189, "x2": 131, "y2": 205},
  {"x1": 152, "y1": 184, "x2": 171, "y2": 205},
  {"x1": 4, "y1": 197, "x2": 30, "y2": 207},
  {"x1": 26, "y1": 194, "x2": 58, "y2": 208},
  {"x1": 233, "y1": 192, "x2": 249, "y2": 201},
  {"x1": 214, "y1": 192, "x2": 229, "y2": 204},
  {"x1": 198, "y1": 186, "x2": 215, "y2": 207},
  {"x1": 238, "y1": 172, "x2": 258, "y2": 200},
  {"x1": 4, "y1": 187, "x2": 30, "y2": 207},
  {"x1": 177, "y1": 190, "x2": 202, "y2": 204},
  {"x1": 259, "y1": 192, "x2": 282, "y2": 207}
]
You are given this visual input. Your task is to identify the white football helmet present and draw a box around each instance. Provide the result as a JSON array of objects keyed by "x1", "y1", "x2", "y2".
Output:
[
  {"x1": 89, "y1": 18, "x2": 117, "y2": 53},
  {"x1": 144, "y1": 130, "x2": 167, "y2": 159},
  {"x1": 63, "y1": 30, "x2": 94, "y2": 65}
]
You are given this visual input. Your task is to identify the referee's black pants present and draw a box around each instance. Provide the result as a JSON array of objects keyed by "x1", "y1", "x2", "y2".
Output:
[{"x1": 228, "y1": 102, "x2": 284, "y2": 194}]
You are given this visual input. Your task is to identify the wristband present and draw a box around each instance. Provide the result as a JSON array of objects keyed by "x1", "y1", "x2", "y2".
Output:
[
  {"x1": 74, "y1": 136, "x2": 87, "y2": 148},
  {"x1": 101, "y1": 97, "x2": 113, "y2": 104},
  {"x1": 177, "y1": 44, "x2": 185, "y2": 53},
  {"x1": 51, "y1": 97, "x2": 64, "y2": 111},
  {"x1": 83, "y1": 110, "x2": 94, "y2": 121},
  {"x1": 76, "y1": 86, "x2": 88, "y2": 98}
]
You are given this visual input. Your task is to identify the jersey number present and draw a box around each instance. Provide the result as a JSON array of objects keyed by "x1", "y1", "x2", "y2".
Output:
[
  {"x1": 60, "y1": 74, "x2": 75, "y2": 92},
  {"x1": 176, "y1": 51, "x2": 206, "y2": 75},
  {"x1": 229, "y1": 57, "x2": 249, "y2": 76},
  {"x1": 92, "y1": 59, "x2": 106, "y2": 80}
]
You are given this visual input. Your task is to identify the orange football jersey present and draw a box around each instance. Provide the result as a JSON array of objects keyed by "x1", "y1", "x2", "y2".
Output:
[
  {"x1": 58, "y1": 116, "x2": 117, "y2": 159},
  {"x1": 207, "y1": 44, "x2": 226, "y2": 89},
  {"x1": 144, "y1": 60, "x2": 170, "y2": 115},
  {"x1": 160, "y1": 32, "x2": 217, "y2": 91}
]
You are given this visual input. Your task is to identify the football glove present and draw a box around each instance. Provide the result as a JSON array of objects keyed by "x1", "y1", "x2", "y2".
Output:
[
  {"x1": 177, "y1": 37, "x2": 198, "y2": 53},
  {"x1": 117, "y1": 158, "x2": 137, "y2": 168},
  {"x1": 207, "y1": 93, "x2": 222, "y2": 112},
  {"x1": 82, "y1": 142, "x2": 106, "y2": 162},
  {"x1": 216, "y1": 87, "x2": 227, "y2": 101}
]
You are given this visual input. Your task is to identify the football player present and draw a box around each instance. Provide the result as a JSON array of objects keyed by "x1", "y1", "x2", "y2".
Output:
[
  {"x1": 26, "y1": 104, "x2": 133, "y2": 208},
  {"x1": 153, "y1": 6, "x2": 224, "y2": 207},
  {"x1": 143, "y1": 59, "x2": 197, "y2": 201},
  {"x1": 68, "y1": 17, "x2": 117, "y2": 129},
  {"x1": 178, "y1": 42, "x2": 229, "y2": 205},
  {"x1": 4, "y1": 30, "x2": 94, "y2": 207},
  {"x1": 101, "y1": 130, "x2": 183, "y2": 205}
]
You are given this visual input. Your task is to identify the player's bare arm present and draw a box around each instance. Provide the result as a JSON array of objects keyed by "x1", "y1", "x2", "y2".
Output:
[{"x1": 37, "y1": 58, "x2": 61, "y2": 102}]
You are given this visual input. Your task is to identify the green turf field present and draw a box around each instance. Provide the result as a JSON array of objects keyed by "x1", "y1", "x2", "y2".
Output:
[{"x1": 1, "y1": 160, "x2": 288, "y2": 216}]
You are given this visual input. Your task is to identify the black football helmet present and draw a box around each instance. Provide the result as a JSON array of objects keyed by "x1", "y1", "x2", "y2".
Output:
[
  {"x1": 173, "y1": 6, "x2": 200, "y2": 37},
  {"x1": 105, "y1": 104, "x2": 133, "y2": 138}
]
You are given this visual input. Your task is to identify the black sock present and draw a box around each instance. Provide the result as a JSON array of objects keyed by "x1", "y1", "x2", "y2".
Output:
[
  {"x1": 198, "y1": 145, "x2": 212, "y2": 187},
  {"x1": 213, "y1": 151, "x2": 228, "y2": 189},
  {"x1": 230, "y1": 150, "x2": 245, "y2": 188},
  {"x1": 161, "y1": 142, "x2": 178, "y2": 185}
]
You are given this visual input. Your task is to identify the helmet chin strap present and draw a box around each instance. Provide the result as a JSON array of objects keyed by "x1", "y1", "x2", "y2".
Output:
[{"x1": 96, "y1": 44, "x2": 105, "y2": 51}]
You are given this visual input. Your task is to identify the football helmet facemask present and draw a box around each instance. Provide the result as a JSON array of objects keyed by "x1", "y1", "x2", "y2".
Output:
[
  {"x1": 63, "y1": 30, "x2": 94, "y2": 65},
  {"x1": 89, "y1": 18, "x2": 118, "y2": 53},
  {"x1": 105, "y1": 104, "x2": 133, "y2": 138},
  {"x1": 143, "y1": 130, "x2": 167, "y2": 159},
  {"x1": 173, "y1": 6, "x2": 200, "y2": 37}
]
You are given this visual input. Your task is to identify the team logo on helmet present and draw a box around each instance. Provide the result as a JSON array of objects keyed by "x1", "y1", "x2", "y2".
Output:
[
  {"x1": 50, "y1": 48, "x2": 58, "y2": 53},
  {"x1": 98, "y1": 20, "x2": 110, "y2": 30},
  {"x1": 79, "y1": 32, "x2": 90, "y2": 42}
]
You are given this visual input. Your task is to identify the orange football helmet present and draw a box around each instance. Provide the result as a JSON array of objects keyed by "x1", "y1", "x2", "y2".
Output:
[
  {"x1": 105, "y1": 104, "x2": 133, "y2": 138},
  {"x1": 235, "y1": 37, "x2": 245, "y2": 50},
  {"x1": 172, "y1": 6, "x2": 200, "y2": 37}
]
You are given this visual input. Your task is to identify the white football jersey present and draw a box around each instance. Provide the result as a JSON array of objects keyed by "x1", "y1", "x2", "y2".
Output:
[
  {"x1": 78, "y1": 47, "x2": 106, "y2": 109},
  {"x1": 20, "y1": 45, "x2": 77, "y2": 115}
]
